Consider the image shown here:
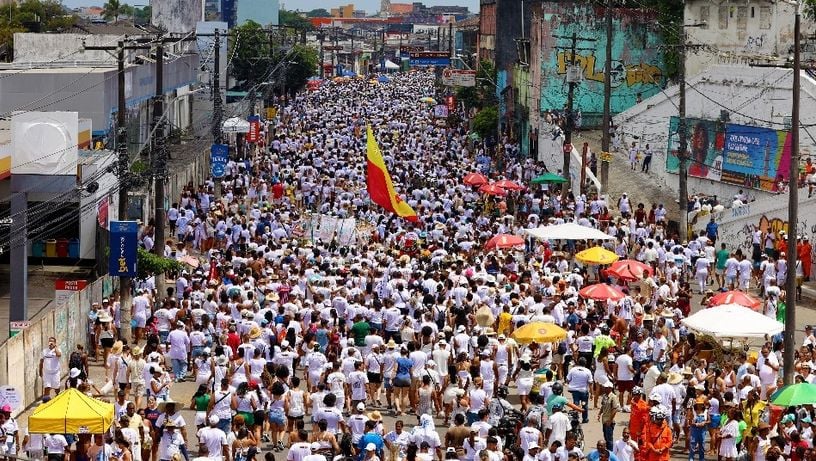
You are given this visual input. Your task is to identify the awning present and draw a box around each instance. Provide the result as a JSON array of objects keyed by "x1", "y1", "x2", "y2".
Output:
[{"x1": 524, "y1": 222, "x2": 614, "y2": 241}]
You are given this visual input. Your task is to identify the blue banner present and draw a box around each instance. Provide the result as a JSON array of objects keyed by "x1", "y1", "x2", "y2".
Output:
[
  {"x1": 409, "y1": 57, "x2": 451, "y2": 66},
  {"x1": 109, "y1": 221, "x2": 138, "y2": 277},
  {"x1": 211, "y1": 144, "x2": 228, "y2": 178}
]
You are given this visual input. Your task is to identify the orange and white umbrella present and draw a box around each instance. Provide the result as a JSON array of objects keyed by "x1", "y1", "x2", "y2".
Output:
[
  {"x1": 479, "y1": 184, "x2": 507, "y2": 196},
  {"x1": 579, "y1": 283, "x2": 626, "y2": 301},
  {"x1": 484, "y1": 234, "x2": 525, "y2": 250}
]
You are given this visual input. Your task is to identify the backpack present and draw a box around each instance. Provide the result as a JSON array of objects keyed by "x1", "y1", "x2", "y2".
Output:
[{"x1": 69, "y1": 351, "x2": 86, "y2": 379}]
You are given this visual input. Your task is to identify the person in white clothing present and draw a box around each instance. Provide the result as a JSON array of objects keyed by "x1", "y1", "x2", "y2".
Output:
[
  {"x1": 612, "y1": 430, "x2": 638, "y2": 461},
  {"x1": 196, "y1": 415, "x2": 229, "y2": 461},
  {"x1": 39, "y1": 337, "x2": 62, "y2": 399}
]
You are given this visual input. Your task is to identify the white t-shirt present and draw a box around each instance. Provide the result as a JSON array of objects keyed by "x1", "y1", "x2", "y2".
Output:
[
  {"x1": 348, "y1": 371, "x2": 368, "y2": 401},
  {"x1": 546, "y1": 412, "x2": 570, "y2": 446},
  {"x1": 615, "y1": 354, "x2": 635, "y2": 381},
  {"x1": 197, "y1": 427, "x2": 228, "y2": 461},
  {"x1": 43, "y1": 435, "x2": 68, "y2": 454},
  {"x1": 566, "y1": 367, "x2": 593, "y2": 392},
  {"x1": 613, "y1": 439, "x2": 638, "y2": 461},
  {"x1": 167, "y1": 330, "x2": 191, "y2": 360}
]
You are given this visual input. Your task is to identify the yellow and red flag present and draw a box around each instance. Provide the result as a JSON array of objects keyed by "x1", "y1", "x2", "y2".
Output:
[{"x1": 366, "y1": 125, "x2": 418, "y2": 222}]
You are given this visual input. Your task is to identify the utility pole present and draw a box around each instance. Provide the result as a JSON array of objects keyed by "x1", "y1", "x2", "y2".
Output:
[
  {"x1": 317, "y1": 30, "x2": 326, "y2": 78},
  {"x1": 333, "y1": 27, "x2": 339, "y2": 77},
  {"x1": 212, "y1": 29, "x2": 223, "y2": 144},
  {"x1": 784, "y1": 0, "x2": 801, "y2": 386},
  {"x1": 600, "y1": 0, "x2": 613, "y2": 192},
  {"x1": 436, "y1": 27, "x2": 441, "y2": 51},
  {"x1": 151, "y1": 42, "x2": 166, "y2": 303},
  {"x1": 427, "y1": 30, "x2": 432, "y2": 50},
  {"x1": 678, "y1": 28, "x2": 689, "y2": 241},
  {"x1": 84, "y1": 38, "x2": 150, "y2": 343},
  {"x1": 448, "y1": 22, "x2": 453, "y2": 56},
  {"x1": 561, "y1": 32, "x2": 578, "y2": 200},
  {"x1": 380, "y1": 28, "x2": 386, "y2": 72}
]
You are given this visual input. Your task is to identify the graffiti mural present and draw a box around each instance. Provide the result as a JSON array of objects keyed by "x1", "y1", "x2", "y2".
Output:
[{"x1": 536, "y1": 3, "x2": 666, "y2": 118}]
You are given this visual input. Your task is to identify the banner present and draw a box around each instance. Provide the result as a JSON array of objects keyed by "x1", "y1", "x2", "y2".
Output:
[
  {"x1": 666, "y1": 116, "x2": 792, "y2": 192},
  {"x1": 246, "y1": 115, "x2": 261, "y2": 143},
  {"x1": 210, "y1": 144, "x2": 228, "y2": 178},
  {"x1": 55, "y1": 279, "x2": 87, "y2": 309},
  {"x1": 108, "y1": 221, "x2": 138, "y2": 277},
  {"x1": 442, "y1": 69, "x2": 476, "y2": 87}
]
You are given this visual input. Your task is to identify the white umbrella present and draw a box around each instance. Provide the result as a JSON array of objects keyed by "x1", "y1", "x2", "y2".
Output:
[
  {"x1": 222, "y1": 117, "x2": 250, "y2": 133},
  {"x1": 524, "y1": 222, "x2": 614, "y2": 241},
  {"x1": 681, "y1": 304, "x2": 783, "y2": 339}
]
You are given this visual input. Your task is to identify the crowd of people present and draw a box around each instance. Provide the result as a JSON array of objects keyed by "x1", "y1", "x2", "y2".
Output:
[{"x1": 23, "y1": 71, "x2": 816, "y2": 461}]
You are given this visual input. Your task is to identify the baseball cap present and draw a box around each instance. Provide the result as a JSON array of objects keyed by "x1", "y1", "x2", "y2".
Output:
[{"x1": 366, "y1": 443, "x2": 376, "y2": 452}]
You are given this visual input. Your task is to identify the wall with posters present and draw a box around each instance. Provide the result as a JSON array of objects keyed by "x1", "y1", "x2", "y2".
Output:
[{"x1": 666, "y1": 116, "x2": 793, "y2": 192}]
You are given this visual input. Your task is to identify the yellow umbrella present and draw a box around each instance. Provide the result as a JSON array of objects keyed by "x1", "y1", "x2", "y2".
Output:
[
  {"x1": 575, "y1": 246, "x2": 619, "y2": 265},
  {"x1": 511, "y1": 322, "x2": 567, "y2": 344},
  {"x1": 28, "y1": 388, "x2": 114, "y2": 434}
]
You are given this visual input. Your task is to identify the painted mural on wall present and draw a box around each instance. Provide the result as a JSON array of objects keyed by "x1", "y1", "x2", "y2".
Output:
[
  {"x1": 537, "y1": 3, "x2": 665, "y2": 117},
  {"x1": 666, "y1": 116, "x2": 793, "y2": 192}
]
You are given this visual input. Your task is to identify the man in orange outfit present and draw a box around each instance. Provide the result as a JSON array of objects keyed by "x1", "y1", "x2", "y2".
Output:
[
  {"x1": 629, "y1": 387, "x2": 650, "y2": 461},
  {"x1": 643, "y1": 406, "x2": 673, "y2": 461},
  {"x1": 798, "y1": 235, "x2": 813, "y2": 281}
]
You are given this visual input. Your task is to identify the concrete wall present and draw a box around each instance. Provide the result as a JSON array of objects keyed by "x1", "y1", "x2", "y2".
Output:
[
  {"x1": 151, "y1": 0, "x2": 203, "y2": 33},
  {"x1": 684, "y1": 0, "x2": 816, "y2": 78},
  {"x1": 534, "y1": 3, "x2": 665, "y2": 126},
  {"x1": 478, "y1": 0, "x2": 495, "y2": 62},
  {"x1": 612, "y1": 65, "x2": 816, "y2": 202},
  {"x1": 13, "y1": 33, "x2": 122, "y2": 63}
]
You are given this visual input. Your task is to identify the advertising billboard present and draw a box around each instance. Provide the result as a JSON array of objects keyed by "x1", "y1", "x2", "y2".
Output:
[{"x1": 666, "y1": 116, "x2": 792, "y2": 192}]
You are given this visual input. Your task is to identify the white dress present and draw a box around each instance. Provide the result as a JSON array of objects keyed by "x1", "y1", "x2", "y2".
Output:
[
  {"x1": 594, "y1": 357, "x2": 611, "y2": 386},
  {"x1": 719, "y1": 419, "x2": 739, "y2": 458}
]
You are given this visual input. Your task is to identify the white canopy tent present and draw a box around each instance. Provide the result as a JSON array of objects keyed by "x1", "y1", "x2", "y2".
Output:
[
  {"x1": 222, "y1": 117, "x2": 250, "y2": 133},
  {"x1": 524, "y1": 222, "x2": 614, "y2": 241},
  {"x1": 681, "y1": 304, "x2": 783, "y2": 339},
  {"x1": 383, "y1": 59, "x2": 400, "y2": 70}
]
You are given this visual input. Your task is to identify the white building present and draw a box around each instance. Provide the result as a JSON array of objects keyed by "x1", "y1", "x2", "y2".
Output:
[
  {"x1": 684, "y1": 0, "x2": 816, "y2": 78},
  {"x1": 612, "y1": 64, "x2": 816, "y2": 203}
]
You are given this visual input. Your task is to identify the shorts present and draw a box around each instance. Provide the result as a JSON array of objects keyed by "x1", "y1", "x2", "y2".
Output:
[
  {"x1": 552, "y1": 354, "x2": 564, "y2": 364},
  {"x1": 617, "y1": 380, "x2": 635, "y2": 393},
  {"x1": 268, "y1": 409, "x2": 285, "y2": 425},
  {"x1": 131, "y1": 382, "x2": 146, "y2": 397},
  {"x1": 134, "y1": 314, "x2": 147, "y2": 329},
  {"x1": 383, "y1": 378, "x2": 393, "y2": 390},
  {"x1": 237, "y1": 411, "x2": 255, "y2": 426},
  {"x1": 710, "y1": 414, "x2": 722, "y2": 429},
  {"x1": 517, "y1": 377, "x2": 533, "y2": 396},
  {"x1": 43, "y1": 372, "x2": 61, "y2": 389},
  {"x1": 100, "y1": 337, "x2": 115, "y2": 349},
  {"x1": 195, "y1": 411, "x2": 208, "y2": 426},
  {"x1": 393, "y1": 375, "x2": 411, "y2": 388},
  {"x1": 367, "y1": 372, "x2": 382, "y2": 384}
]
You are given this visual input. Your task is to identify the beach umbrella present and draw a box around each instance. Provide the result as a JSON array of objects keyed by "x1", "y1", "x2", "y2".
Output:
[
  {"x1": 681, "y1": 304, "x2": 784, "y2": 339},
  {"x1": 420, "y1": 97, "x2": 437, "y2": 104},
  {"x1": 579, "y1": 283, "x2": 626, "y2": 301},
  {"x1": 484, "y1": 234, "x2": 525, "y2": 250},
  {"x1": 531, "y1": 173, "x2": 568, "y2": 184},
  {"x1": 511, "y1": 322, "x2": 567, "y2": 344},
  {"x1": 479, "y1": 184, "x2": 507, "y2": 196},
  {"x1": 708, "y1": 290, "x2": 762, "y2": 310},
  {"x1": 771, "y1": 383, "x2": 816, "y2": 407},
  {"x1": 494, "y1": 179, "x2": 525, "y2": 191},
  {"x1": 607, "y1": 259, "x2": 653, "y2": 281},
  {"x1": 463, "y1": 172, "x2": 488, "y2": 186},
  {"x1": 576, "y1": 246, "x2": 619, "y2": 265}
]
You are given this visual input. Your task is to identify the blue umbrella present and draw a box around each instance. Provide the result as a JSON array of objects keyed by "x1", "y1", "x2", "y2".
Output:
[{"x1": 378, "y1": 75, "x2": 390, "y2": 83}]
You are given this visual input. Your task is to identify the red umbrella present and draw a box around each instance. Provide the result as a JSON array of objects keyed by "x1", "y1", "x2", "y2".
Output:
[
  {"x1": 463, "y1": 172, "x2": 488, "y2": 186},
  {"x1": 479, "y1": 184, "x2": 507, "y2": 196},
  {"x1": 708, "y1": 290, "x2": 762, "y2": 310},
  {"x1": 579, "y1": 283, "x2": 626, "y2": 301},
  {"x1": 485, "y1": 234, "x2": 525, "y2": 250},
  {"x1": 607, "y1": 259, "x2": 653, "y2": 282},
  {"x1": 494, "y1": 179, "x2": 525, "y2": 191}
]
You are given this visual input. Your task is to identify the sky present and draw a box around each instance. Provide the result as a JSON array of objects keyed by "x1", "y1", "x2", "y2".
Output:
[{"x1": 63, "y1": 0, "x2": 480, "y2": 14}]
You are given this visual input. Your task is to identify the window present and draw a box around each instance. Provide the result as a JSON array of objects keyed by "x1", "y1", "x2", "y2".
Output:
[
  {"x1": 718, "y1": 5, "x2": 728, "y2": 29},
  {"x1": 737, "y1": 6, "x2": 748, "y2": 30},
  {"x1": 751, "y1": 6, "x2": 755, "y2": 18},
  {"x1": 700, "y1": 6, "x2": 710, "y2": 29},
  {"x1": 760, "y1": 6, "x2": 771, "y2": 29}
]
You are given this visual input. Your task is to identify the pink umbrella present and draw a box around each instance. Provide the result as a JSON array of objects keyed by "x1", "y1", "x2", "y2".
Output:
[
  {"x1": 479, "y1": 184, "x2": 507, "y2": 196},
  {"x1": 463, "y1": 172, "x2": 489, "y2": 186},
  {"x1": 494, "y1": 179, "x2": 525, "y2": 191},
  {"x1": 484, "y1": 234, "x2": 525, "y2": 250},
  {"x1": 579, "y1": 283, "x2": 626, "y2": 301}
]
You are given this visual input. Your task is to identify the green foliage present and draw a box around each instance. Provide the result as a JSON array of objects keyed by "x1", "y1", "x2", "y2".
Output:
[
  {"x1": 806, "y1": 0, "x2": 816, "y2": 20},
  {"x1": 133, "y1": 6, "x2": 150, "y2": 24},
  {"x1": 637, "y1": 0, "x2": 683, "y2": 80},
  {"x1": 102, "y1": 0, "x2": 121, "y2": 21},
  {"x1": 472, "y1": 106, "x2": 498, "y2": 139},
  {"x1": 0, "y1": 0, "x2": 76, "y2": 57},
  {"x1": 279, "y1": 9, "x2": 312, "y2": 30},
  {"x1": 136, "y1": 248, "x2": 184, "y2": 280},
  {"x1": 284, "y1": 43, "x2": 318, "y2": 90},
  {"x1": 230, "y1": 20, "x2": 271, "y2": 87},
  {"x1": 456, "y1": 86, "x2": 480, "y2": 110},
  {"x1": 306, "y1": 8, "x2": 330, "y2": 17}
]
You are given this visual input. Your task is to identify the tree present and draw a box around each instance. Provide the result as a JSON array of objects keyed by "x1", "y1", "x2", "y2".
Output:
[
  {"x1": 102, "y1": 0, "x2": 122, "y2": 22},
  {"x1": 0, "y1": 0, "x2": 76, "y2": 57},
  {"x1": 306, "y1": 8, "x2": 330, "y2": 17},
  {"x1": 230, "y1": 20, "x2": 271, "y2": 88},
  {"x1": 278, "y1": 9, "x2": 311, "y2": 30},
  {"x1": 472, "y1": 106, "x2": 498, "y2": 139},
  {"x1": 284, "y1": 43, "x2": 318, "y2": 91},
  {"x1": 133, "y1": 6, "x2": 150, "y2": 24}
]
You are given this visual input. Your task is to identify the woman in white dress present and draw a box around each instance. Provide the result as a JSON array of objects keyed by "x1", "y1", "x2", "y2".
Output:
[
  {"x1": 593, "y1": 348, "x2": 613, "y2": 409},
  {"x1": 718, "y1": 408, "x2": 739, "y2": 461}
]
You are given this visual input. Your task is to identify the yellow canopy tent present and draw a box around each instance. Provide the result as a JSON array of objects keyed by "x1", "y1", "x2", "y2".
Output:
[{"x1": 28, "y1": 388, "x2": 114, "y2": 434}]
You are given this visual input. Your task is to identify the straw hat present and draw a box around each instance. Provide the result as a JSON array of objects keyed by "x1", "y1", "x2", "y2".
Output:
[
  {"x1": 131, "y1": 346, "x2": 143, "y2": 356},
  {"x1": 667, "y1": 372, "x2": 684, "y2": 385},
  {"x1": 110, "y1": 341, "x2": 124, "y2": 354},
  {"x1": 249, "y1": 326, "x2": 262, "y2": 339}
]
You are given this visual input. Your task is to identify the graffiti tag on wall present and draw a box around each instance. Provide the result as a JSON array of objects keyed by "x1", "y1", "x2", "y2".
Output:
[{"x1": 555, "y1": 52, "x2": 662, "y2": 87}]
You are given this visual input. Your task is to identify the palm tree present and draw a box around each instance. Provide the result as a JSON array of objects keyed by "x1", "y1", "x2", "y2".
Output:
[{"x1": 102, "y1": 0, "x2": 122, "y2": 22}]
